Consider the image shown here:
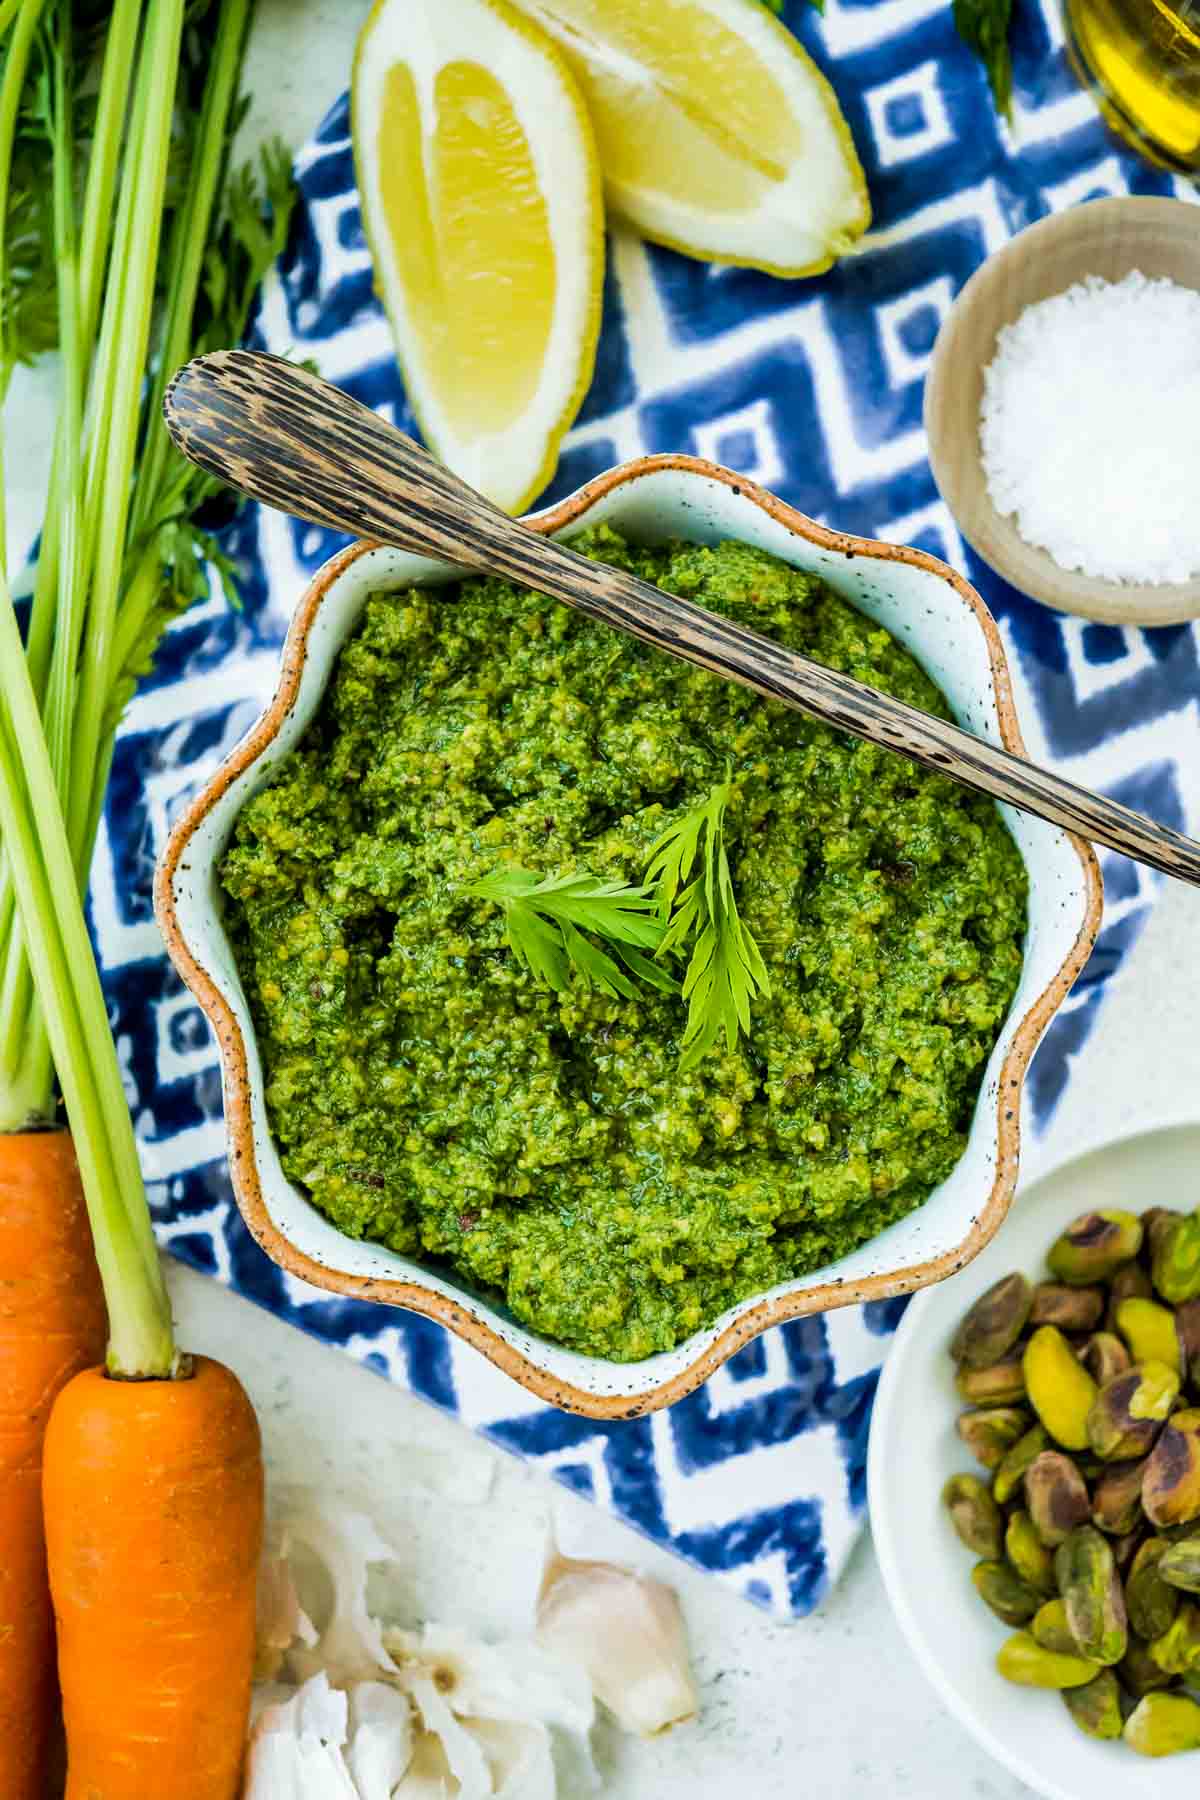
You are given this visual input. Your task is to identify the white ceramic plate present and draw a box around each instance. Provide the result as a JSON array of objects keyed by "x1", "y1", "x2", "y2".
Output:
[{"x1": 870, "y1": 1118, "x2": 1200, "y2": 1800}]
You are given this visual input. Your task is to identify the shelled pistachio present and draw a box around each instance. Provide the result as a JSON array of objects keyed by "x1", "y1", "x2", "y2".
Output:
[
  {"x1": 943, "y1": 1475, "x2": 1005, "y2": 1559},
  {"x1": 1126, "y1": 1691, "x2": 1200, "y2": 1757},
  {"x1": 1025, "y1": 1451, "x2": 1091, "y2": 1547},
  {"x1": 995, "y1": 1631, "x2": 1099, "y2": 1689},
  {"x1": 1144, "y1": 1410, "x2": 1200, "y2": 1529},
  {"x1": 950, "y1": 1272, "x2": 1032, "y2": 1369},
  {"x1": 957, "y1": 1406, "x2": 1031, "y2": 1470},
  {"x1": 942, "y1": 1204, "x2": 1200, "y2": 1756},
  {"x1": 1062, "y1": 1669, "x2": 1123, "y2": 1740},
  {"x1": 1126, "y1": 1539, "x2": 1180, "y2": 1643},
  {"x1": 1056, "y1": 1526, "x2": 1127, "y2": 1666},
  {"x1": 972, "y1": 1560, "x2": 1042, "y2": 1627},
  {"x1": 1086, "y1": 1362, "x2": 1177, "y2": 1460},
  {"x1": 1047, "y1": 1211, "x2": 1142, "y2": 1286},
  {"x1": 1007, "y1": 1510, "x2": 1057, "y2": 1597},
  {"x1": 991, "y1": 1423, "x2": 1050, "y2": 1506}
]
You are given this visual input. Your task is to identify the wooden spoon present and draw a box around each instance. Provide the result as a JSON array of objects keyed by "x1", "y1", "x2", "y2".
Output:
[{"x1": 164, "y1": 349, "x2": 1200, "y2": 888}]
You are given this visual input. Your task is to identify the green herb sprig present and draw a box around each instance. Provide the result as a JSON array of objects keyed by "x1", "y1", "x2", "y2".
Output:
[
  {"x1": 469, "y1": 776, "x2": 770, "y2": 1067},
  {"x1": 467, "y1": 868, "x2": 678, "y2": 1001},
  {"x1": 645, "y1": 773, "x2": 770, "y2": 1071},
  {"x1": 953, "y1": 0, "x2": 1014, "y2": 119}
]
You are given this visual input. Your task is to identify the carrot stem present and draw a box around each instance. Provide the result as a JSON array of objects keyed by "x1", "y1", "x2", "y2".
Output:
[
  {"x1": 67, "y1": 0, "x2": 186, "y2": 871},
  {"x1": 24, "y1": 0, "x2": 143, "y2": 707},
  {"x1": 130, "y1": 0, "x2": 251, "y2": 547},
  {"x1": 0, "y1": 577, "x2": 174, "y2": 1374}
]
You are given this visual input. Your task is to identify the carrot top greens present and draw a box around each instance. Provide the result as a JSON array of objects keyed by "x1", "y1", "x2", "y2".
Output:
[{"x1": 0, "y1": 0, "x2": 295, "y2": 1374}]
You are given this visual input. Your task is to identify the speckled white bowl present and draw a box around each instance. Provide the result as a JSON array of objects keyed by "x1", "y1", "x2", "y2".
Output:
[
  {"x1": 870, "y1": 1120, "x2": 1200, "y2": 1800},
  {"x1": 155, "y1": 455, "x2": 1101, "y2": 1417}
]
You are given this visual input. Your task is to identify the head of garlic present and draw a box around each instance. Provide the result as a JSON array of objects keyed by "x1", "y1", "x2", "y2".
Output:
[
  {"x1": 535, "y1": 1554, "x2": 698, "y2": 1738},
  {"x1": 244, "y1": 1503, "x2": 601, "y2": 1800}
]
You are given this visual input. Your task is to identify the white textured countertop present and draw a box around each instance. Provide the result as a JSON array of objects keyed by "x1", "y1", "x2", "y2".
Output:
[
  {"x1": 164, "y1": 875, "x2": 1200, "y2": 1800},
  {"x1": 10, "y1": 3, "x2": 1199, "y2": 1791}
]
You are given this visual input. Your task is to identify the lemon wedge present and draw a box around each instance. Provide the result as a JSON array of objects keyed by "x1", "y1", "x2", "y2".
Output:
[
  {"x1": 352, "y1": 0, "x2": 605, "y2": 513},
  {"x1": 511, "y1": 0, "x2": 870, "y2": 276}
]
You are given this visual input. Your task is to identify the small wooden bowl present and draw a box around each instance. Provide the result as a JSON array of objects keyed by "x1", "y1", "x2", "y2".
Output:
[{"x1": 925, "y1": 196, "x2": 1200, "y2": 628}]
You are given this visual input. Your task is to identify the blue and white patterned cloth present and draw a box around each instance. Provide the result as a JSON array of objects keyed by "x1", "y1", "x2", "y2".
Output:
[{"x1": 99, "y1": 0, "x2": 1200, "y2": 1621}]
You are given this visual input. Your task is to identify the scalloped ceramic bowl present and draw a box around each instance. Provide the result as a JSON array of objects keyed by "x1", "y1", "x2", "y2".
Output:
[{"x1": 155, "y1": 455, "x2": 1102, "y2": 1418}]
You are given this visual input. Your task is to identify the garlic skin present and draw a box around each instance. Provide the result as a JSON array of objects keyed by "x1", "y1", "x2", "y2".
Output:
[
  {"x1": 255, "y1": 1548, "x2": 318, "y2": 1681},
  {"x1": 245, "y1": 1671, "x2": 367, "y2": 1796},
  {"x1": 536, "y1": 1556, "x2": 698, "y2": 1738},
  {"x1": 246, "y1": 1502, "x2": 600, "y2": 1800}
]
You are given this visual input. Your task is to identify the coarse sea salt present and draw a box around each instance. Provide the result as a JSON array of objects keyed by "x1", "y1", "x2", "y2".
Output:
[{"x1": 980, "y1": 270, "x2": 1200, "y2": 587}]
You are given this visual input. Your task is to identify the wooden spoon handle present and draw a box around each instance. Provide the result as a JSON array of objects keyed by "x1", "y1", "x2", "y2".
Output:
[{"x1": 164, "y1": 350, "x2": 1200, "y2": 888}]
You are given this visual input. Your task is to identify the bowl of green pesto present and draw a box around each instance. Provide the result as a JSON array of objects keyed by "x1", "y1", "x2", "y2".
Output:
[{"x1": 157, "y1": 460, "x2": 1101, "y2": 1414}]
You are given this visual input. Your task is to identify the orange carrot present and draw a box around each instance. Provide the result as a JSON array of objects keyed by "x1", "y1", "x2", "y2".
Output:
[
  {"x1": 42, "y1": 1355, "x2": 264, "y2": 1799},
  {"x1": 0, "y1": 1131, "x2": 105, "y2": 1800}
]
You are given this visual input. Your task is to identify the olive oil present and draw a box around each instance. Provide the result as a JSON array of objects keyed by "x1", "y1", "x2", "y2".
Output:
[{"x1": 1066, "y1": 0, "x2": 1200, "y2": 172}]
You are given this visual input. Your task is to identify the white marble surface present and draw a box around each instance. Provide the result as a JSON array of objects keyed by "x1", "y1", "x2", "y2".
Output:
[{"x1": 11, "y1": 3, "x2": 1200, "y2": 1791}]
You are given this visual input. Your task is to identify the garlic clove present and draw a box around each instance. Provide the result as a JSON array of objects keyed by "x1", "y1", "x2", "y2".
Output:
[
  {"x1": 280, "y1": 1507, "x2": 398, "y2": 1684},
  {"x1": 470, "y1": 1716, "x2": 556, "y2": 1800},
  {"x1": 536, "y1": 1556, "x2": 698, "y2": 1738},
  {"x1": 244, "y1": 1672, "x2": 360, "y2": 1798},
  {"x1": 393, "y1": 1731, "x2": 456, "y2": 1798},
  {"x1": 346, "y1": 1679, "x2": 417, "y2": 1799}
]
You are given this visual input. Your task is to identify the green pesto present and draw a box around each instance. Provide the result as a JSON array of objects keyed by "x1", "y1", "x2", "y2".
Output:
[{"x1": 220, "y1": 529, "x2": 1027, "y2": 1361}]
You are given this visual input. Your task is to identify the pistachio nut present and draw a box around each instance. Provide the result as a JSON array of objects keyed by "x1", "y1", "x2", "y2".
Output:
[
  {"x1": 1116, "y1": 1297, "x2": 1182, "y2": 1373},
  {"x1": 1158, "y1": 1518, "x2": 1200, "y2": 1543},
  {"x1": 1127, "y1": 1539, "x2": 1180, "y2": 1641},
  {"x1": 1125, "y1": 1690, "x2": 1200, "y2": 1757},
  {"x1": 1006, "y1": 1509, "x2": 1056, "y2": 1597},
  {"x1": 1112, "y1": 1527, "x2": 1145, "y2": 1571},
  {"x1": 955, "y1": 1355, "x2": 1027, "y2": 1406},
  {"x1": 1152, "y1": 1214, "x2": 1200, "y2": 1308},
  {"x1": 995, "y1": 1630, "x2": 1099, "y2": 1690},
  {"x1": 1032, "y1": 1597, "x2": 1080, "y2": 1655},
  {"x1": 1079, "y1": 1331, "x2": 1131, "y2": 1388},
  {"x1": 1150, "y1": 1601, "x2": 1200, "y2": 1677},
  {"x1": 971, "y1": 1560, "x2": 1042, "y2": 1628},
  {"x1": 1062, "y1": 1669, "x2": 1123, "y2": 1741},
  {"x1": 1143, "y1": 1205, "x2": 1183, "y2": 1256},
  {"x1": 950, "y1": 1272, "x2": 1032, "y2": 1370},
  {"x1": 1106, "y1": 1259, "x2": 1154, "y2": 1334},
  {"x1": 957, "y1": 1406, "x2": 1030, "y2": 1471},
  {"x1": 1091, "y1": 1455, "x2": 1148, "y2": 1537},
  {"x1": 1055, "y1": 1525, "x2": 1128, "y2": 1666},
  {"x1": 943, "y1": 1474, "x2": 1005, "y2": 1559},
  {"x1": 991, "y1": 1423, "x2": 1050, "y2": 1506},
  {"x1": 1144, "y1": 1407, "x2": 1200, "y2": 1528},
  {"x1": 1029, "y1": 1283, "x2": 1104, "y2": 1334},
  {"x1": 1176, "y1": 1300, "x2": 1200, "y2": 1406},
  {"x1": 1047, "y1": 1210, "x2": 1142, "y2": 1286},
  {"x1": 1023, "y1": 1327, "x2": 1098, "y2": 1452},
  {"x1": 1158, "y1": 1536, "x2": 1200, "y2": 1596},
  {"x1": 1024, "y1": 1450, "x2": 1091, "y2": 1547},
  {"x1": 1119, "y1": 1635, "x2": 1177, "y2": 1699},
  {"x1": 1086, "y1": 1361, "x2": 1178, "y2": 1461}
]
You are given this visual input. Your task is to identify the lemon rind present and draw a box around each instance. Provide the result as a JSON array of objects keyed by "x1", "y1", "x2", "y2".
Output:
[{"x1": 352, "y1": 0, "x2": 605, "y2": 514}]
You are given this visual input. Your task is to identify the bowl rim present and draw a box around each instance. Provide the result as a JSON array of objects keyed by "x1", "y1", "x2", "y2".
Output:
[
  {"x1": 153, "y1": 452, "x2": 1103, "y2": 1418},
  {"x1": 924, "y1": 194, "x2": 1200, "y2": 627}
]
